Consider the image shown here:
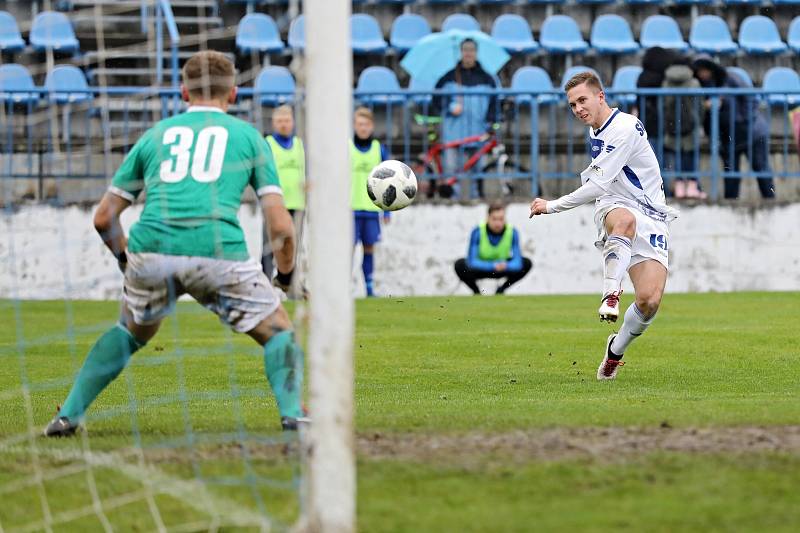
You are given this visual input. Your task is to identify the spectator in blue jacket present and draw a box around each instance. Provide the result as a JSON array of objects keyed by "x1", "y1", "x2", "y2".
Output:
[
  {"x1": 431, "y1": 38, "x2": 498, "y2": 200},
  {"x1": 454, "y1": 202, "x2": 532, "y2": 295}
]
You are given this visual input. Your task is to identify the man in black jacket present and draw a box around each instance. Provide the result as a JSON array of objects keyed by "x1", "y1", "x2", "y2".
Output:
[{"x1": 693, "y1": 56, "x2": 775, "y2": 199}]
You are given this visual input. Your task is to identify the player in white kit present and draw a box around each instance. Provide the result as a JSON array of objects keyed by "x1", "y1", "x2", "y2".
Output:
[{"x1": 529, "y1": 71, "x2": 678, "y2": 380}]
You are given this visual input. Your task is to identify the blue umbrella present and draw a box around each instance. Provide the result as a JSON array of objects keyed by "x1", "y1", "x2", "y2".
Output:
[{"x1": 400, "y1": 30, "x2": 511, "y2": 85}]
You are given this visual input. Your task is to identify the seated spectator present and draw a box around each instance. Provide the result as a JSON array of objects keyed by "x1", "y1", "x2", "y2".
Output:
[
  {"x1": 692, "y1": 56, "x2": 775, "y2": 199},
  {"x1": 454, "y1": 202, "x2": 532, "y2": 295}
]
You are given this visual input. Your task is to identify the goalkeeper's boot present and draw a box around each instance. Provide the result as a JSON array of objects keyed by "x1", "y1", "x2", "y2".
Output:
[
  {"x1": 281, "y1": 416, "x2": 311, "y2": 431},
  {"x1": 43, "y1": 415, "x2": 80, "y2": 437},
  {"x1": 598, "y1": 290, "x2": 622, "y2": 322},
  {"x1": 597, "y1": 334, "x2": 625, "y2": 381}
]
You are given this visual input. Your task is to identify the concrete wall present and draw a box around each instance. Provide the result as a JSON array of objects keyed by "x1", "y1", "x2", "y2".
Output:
[{"x1": 2, "y1": 202, "x2": 799, "y2": 300}]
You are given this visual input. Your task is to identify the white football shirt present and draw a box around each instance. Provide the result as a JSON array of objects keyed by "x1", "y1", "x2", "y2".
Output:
[{"x1": 581, "y1": 108, "x2": 676, "y2": 221}]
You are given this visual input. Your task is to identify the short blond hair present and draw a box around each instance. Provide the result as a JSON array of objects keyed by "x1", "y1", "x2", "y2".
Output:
[
  {"x1": 564, "y1": 71, "x2": 604, "y2": 94},
  {"x1": 354, "y1": 106, "x2": 374, "y2": 123},
  {"x1": 182, "y1": 51, "x2": 235, "y2": 100},
  {"x1": 272, "y1": 104, "x2": 294, "y2": 118}
]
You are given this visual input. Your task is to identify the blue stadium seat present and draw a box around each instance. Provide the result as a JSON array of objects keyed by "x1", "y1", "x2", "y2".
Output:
[
  {"x1": 723, "y1": 0, "x2": 762, "y2": 4},
  {"x1": 428, "y1": 0, "x2": 467, "y2": 4},
  {"x1": 236, "y1": 14, "x2": 284, "y2": 54},
  {"x1": 356, "y1": 66, "x2": 404, "y2": 104},
  {"x1": 590, "y1": 15, "x2": 639, "y2": 55},
  {"x1": 491, "y1": 14, "x2": 538, "y2": 54},
  {"x1": 511, "y1": 66, "x2": 559, "y2": 105},
  {"x1": 789, "y1": 17, "x2": 800, "y2": 54},
  {"x1": 0, "y1": 11, "x2": 25, "y2": 53},
  {"x1": 441, "y1": 14, "x2": 480, "y2": 33},
  {"x1": 639, "y1": 15, "x2": 688, "y2": 51},
  {"x1": 738, "y1": 16, "x2": 787, "y2": 55},
  {"x1": 390, "y1": 14, "x2": 431, "y2": 53},
  {"x1": 254, "y1": 66, "x2": 295, "y2": 105},
  {"x1": 408, "y1": 76, "x2": 434, "y2": 107},
  {"x1": 477, "y1": 0, "x2": 517, "y2": 4},
  {"x1": 288, "y1": 15, "x2": 305, "y2": 51},
  {"x1": 625, "y1": 0, "x2": 663, "y2": 4},
  {"x1": 561, "y1": 66, "x2": 601, "y2": 90},
  {"x1": 689, "y1": 15, "x2": 737, "y2": 55},
  {"x1": 351, "y1": 14, "x2": 387, "y2": 55},
  {"x1": 575, "y1": 0, "x2": 615, "y2": 4},
  {"x1": 672, "y1": 0, "x2": 713, "y2": 4},
  {"x1": 610, "y1": 65, "x2": 642, "y2": 106},
  {"x1": 540, "y1": 15, "x2": 589, "y2": 54},
  {"x1": 0, "y1": 64, "x2": 39, "y2": 104},
  {"x1": 726, "y1": 66, "x2": 753, "y2": 88},
  {"x1": 762, "y1": 67, "x2": 800, "y2": 106},
  {"x1": 30, "y1": 11, "x2": 79, "y2": 53},
  {"x1": 524, "y1": 0, "x2": 565, "y2": 3},
  {"x1": 773, "y1": 0, "x2": 800, "y2": 4},
  {"x1": 44, "y1": 65, "x2": 92, "y2": 103}
]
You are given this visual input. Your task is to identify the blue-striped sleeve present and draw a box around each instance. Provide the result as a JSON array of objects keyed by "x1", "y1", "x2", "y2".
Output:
[{"x1": 506, "y1": 229, "x2": 523, "y2": 271}]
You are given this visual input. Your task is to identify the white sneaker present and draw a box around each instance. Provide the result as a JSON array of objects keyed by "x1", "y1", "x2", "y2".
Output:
[
  {"x1": 598, "y1": 290, "x2": 622, "y2": 322},
  {"x1": 597, "y1": 334, "x2": 625, "y2": 380}
]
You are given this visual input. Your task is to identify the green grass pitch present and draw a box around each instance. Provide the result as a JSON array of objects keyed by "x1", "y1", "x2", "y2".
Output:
[{"x1": 1, "y1": 292, "x2": 799, "y2": 532}]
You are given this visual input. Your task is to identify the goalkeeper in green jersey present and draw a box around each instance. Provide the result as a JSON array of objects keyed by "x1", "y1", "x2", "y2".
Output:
[{"x1": 45, "y1": 51, "x2": 307, "y2": 436}]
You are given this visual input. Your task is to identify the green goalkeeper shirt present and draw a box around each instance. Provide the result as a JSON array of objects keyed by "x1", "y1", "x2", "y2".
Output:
[{"x1": 110, "y1": 106, "x2": 281, "y2": 261}]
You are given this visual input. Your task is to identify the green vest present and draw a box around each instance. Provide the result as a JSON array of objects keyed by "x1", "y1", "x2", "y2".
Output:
[
  {"x1": 266, "y1": 135, "x2": 305, "y2": 210},
  {"x1": 350, "y1": 139, "x2": 382, "y2": 212},
  {"x1": 478, "y1": 223, "x2": 514, "y2": 261}
]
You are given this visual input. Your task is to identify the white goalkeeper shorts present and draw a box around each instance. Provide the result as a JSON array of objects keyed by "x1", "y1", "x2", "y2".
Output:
[
  {"x1": 123, "y1": 253, "x2": 280, "y2": 333},
  {"x1": 594, "y1": 202, "x2": 670, "y2": 271}
]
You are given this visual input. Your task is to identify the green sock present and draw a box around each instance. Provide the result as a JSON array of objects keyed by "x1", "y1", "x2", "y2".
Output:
[
  {"x1": 59, "y1": 323, "x2": 144, "y2": 421},
  {"x1": 263, "y1": 330, "x2": 304, "y2": 419}
]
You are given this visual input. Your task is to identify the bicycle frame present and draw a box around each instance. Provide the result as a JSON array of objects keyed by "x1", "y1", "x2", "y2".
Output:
[{"x1": 418, "y1": 132, "x2": 499, "y2": 186}]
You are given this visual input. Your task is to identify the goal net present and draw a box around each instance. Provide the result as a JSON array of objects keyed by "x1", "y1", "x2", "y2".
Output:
[{"x1": 0, "y1": 0, "x2": 354, "y2": 531}]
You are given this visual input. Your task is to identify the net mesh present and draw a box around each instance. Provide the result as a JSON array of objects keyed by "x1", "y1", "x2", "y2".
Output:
[{"x1": 1, "y1": 1, "x2": 306, "y2": 531}]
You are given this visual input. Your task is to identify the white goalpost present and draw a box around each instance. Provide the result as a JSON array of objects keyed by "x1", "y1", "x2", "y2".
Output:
[{"x1": 304, "y1": 1, "x2": 356, "y2": 532}]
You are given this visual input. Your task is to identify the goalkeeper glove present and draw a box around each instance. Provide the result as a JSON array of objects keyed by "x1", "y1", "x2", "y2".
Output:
[
  {"x1": 115, "y1": 251, "x2": 127, "y2": 274},
  {"x1": 273, "y1": 269, "x2": 294, "y2": 292}
]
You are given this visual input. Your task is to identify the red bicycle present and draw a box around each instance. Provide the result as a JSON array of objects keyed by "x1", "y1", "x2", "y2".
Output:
[{"x1": 412, "y1": 116, "x2": 525, "y2": 199}]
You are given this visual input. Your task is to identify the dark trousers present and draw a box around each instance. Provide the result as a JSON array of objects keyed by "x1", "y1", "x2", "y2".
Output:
[
  {"x1": 454, "y1": 257, "x2": 532, "y2": 295},
  {"x1": 721, "y1": 136, "x2": 775, "y2": 199}
]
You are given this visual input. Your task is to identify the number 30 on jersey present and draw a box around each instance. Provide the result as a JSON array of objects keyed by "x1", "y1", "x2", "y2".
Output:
[{"x1": 160, "y1": 126, "x2": 229, "y2": 183}]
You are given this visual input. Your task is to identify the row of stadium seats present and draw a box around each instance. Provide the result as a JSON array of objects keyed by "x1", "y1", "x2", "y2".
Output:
[
  {"x1": 235, "y1": 12, "x2": 800, "y2": 56},
  {"x1": 3, "y1": 62, "x2": 798, "y2": 107},
  {"x1": 0, "y1": 11, "x2": 79, "y2": 53},
  {"x1": 225, "y1": 0, "x2": 800, "y2": 5}
]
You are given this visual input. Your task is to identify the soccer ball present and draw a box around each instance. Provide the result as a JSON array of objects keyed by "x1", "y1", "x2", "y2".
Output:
[{"x1": 366, "y1": 160, "x2": 417, "y2": 211}]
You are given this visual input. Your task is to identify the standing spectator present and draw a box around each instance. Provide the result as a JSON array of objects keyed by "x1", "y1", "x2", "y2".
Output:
[
  {"x1": 263, "y1": 105, "x2": 306, "y2": 282},
  {"x1": 637, "y1": 47, "x2": 681, "y2": 164},
  {"x1": 431, "y1": 38, "x2": 498, "y2": 200},
  {"x1": 351, "y1": 107, "x2": 390, "y2": 297},
  {"x1": 692, "y1": 56, "x2": 775, "y2": 199},
  {"x1": 454, "y1": 202, "x2": 532, "y2": 295},
  {"x1": 661, "y1": 59, "x2": 706, "y2": 199}
]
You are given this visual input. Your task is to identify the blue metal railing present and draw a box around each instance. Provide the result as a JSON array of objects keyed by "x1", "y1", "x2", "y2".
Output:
[
  {"x1": 1, "y1": 87, "x2": 798, "y2": 202},
  {"x1": 156, "y1": 0, "x2": 181, "y2": 90}
]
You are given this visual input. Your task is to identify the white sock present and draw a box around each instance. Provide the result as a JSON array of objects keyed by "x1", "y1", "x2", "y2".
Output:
[
  {"x1": 611, "y1": 304, "x2": 655, "y2": 356},
  {"x1": 602, "y1": 235, "x2": 632, "y2": 297}
]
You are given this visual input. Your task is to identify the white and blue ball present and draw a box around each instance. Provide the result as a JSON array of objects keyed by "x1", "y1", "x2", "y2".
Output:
[{"x1": 366, "y1": 160, "x2": 417, "y2": 211}]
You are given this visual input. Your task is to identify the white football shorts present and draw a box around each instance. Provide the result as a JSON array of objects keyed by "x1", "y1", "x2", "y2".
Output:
[
  {"x1": 124, "y1": 253, "x2": 280, "y2": 333},
  {"x1": 594, "y1": 201, "x2": 670, "y2": 270}
]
